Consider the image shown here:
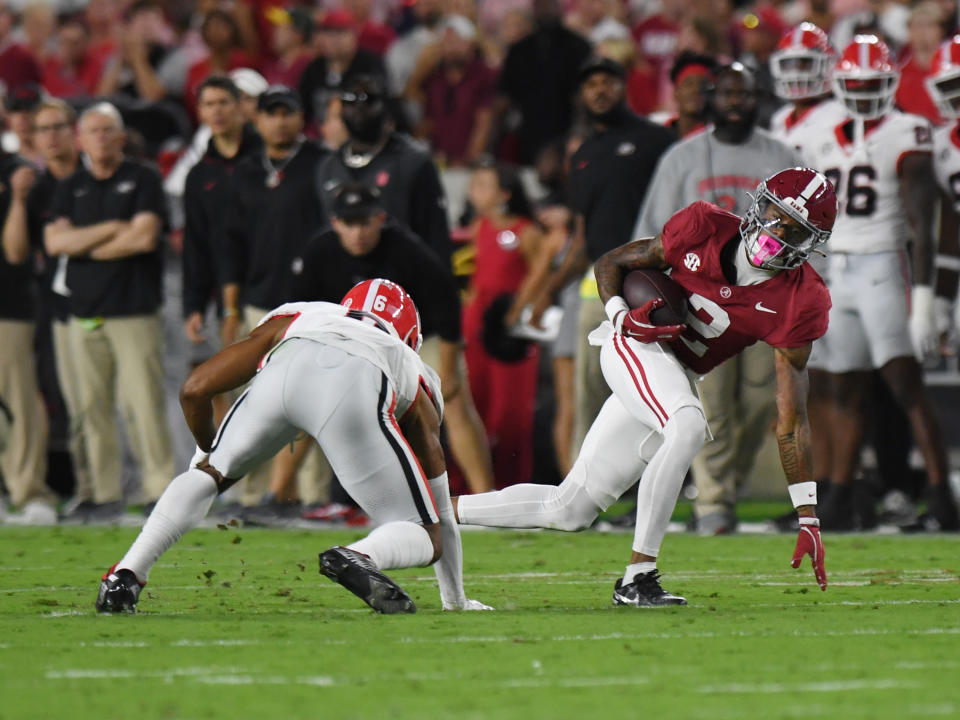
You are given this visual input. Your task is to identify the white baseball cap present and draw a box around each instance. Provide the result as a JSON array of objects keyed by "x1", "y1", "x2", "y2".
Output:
[{"x1": 229, "y1": 68, "x2": 269, "y2": 98}]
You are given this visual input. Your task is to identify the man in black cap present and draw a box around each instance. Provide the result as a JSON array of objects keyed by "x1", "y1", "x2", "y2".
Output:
[
  {"x1": 528, "y1": 56, "x2": 676, "y2": 462},
  {"x1": 219, "y1": 84, "x2": 330, "y2": 506}
]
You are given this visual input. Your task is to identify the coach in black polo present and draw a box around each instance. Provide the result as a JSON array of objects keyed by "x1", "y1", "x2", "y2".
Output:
[
  {"x1": 44, "y1": 101, "x2": 173, "y2": 514},
  {"x1": 528, "y1": 56, "x2": 676, "y2": 457}
]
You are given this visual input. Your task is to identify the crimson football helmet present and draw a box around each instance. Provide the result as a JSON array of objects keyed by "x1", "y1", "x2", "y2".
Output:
[
  {"x1": 770, "y1": 22, "x2": 836, "y2": 101},
  {"x1": 833, "y1": 34, "x2": 899, "y2": 120},
  {"x1": 926, "y1": 35, "x2": 960, "y2": 120},
  {"x1": 341, "y1": 278, "x2": 423, "y2": 351},
  {"x1": 741, "y1": 168, "x2": 837, "y2": 271}
]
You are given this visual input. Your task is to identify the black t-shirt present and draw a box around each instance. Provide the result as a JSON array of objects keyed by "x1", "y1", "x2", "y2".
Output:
[
  {"x1": 290, "y1": 223, "x2": 461, "y2": 342},
  {"x1": 50, "y1": 158, "x2": 167, "y2": 318},
  {"x1": 0, "y1": 152, "x2": 35, "y2": 320},
  {"x1": 498, "y1": 23, "x2": 592, "y2": 164},
  {"x1": 298, "y1": 49, "x2": 386, "y2": 134},
  {"x1": 222, "y1": 140, "x2": 330, "y2": 310},
  {"x1": 182, "y1": 124, "x2": 263, "y2": 318},
  {"x1": 315, "y1": 134, "x2": 452, "y2": 264},
  {"x1": 570, "y1": 113, "x2": 676, "y2": 261}
]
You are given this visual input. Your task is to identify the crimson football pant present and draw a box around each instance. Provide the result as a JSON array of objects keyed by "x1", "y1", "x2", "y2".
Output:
[{"x1": 458, "y1": 333, "x2": 706, "y2": 558}]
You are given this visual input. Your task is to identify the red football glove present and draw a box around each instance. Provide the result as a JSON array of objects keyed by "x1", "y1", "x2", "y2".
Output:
[
  {"x1": 790, "y1": 517, "x2": 827, "y2": 591},
  {"x1": 619, "y1": 299, "x2": 685, "y2": 343}
]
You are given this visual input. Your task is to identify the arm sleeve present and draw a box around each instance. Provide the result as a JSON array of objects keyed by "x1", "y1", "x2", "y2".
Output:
[
  {"x1": 407, "y1": 160, "x2": 453, "y2": 267},
  {"x1": 660, "y1": 202, "x2": 706, "y2": 268},
  {"x1": 181, "y1": 170, "x2": 214, "y2": 318}
]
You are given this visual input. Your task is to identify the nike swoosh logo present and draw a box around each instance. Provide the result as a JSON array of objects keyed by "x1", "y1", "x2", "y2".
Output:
[{"x1": 755, "y1": 302, "x2": 777, "y2": 314}]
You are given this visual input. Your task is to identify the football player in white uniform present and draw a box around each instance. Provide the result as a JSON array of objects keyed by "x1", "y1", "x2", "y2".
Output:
[
  {"x1": 807, "y1": 35, "x2": 958, "y2": 530},
  {"x1": 926, "y1": 35, "x2": 960, "y2": 346},
  {"x1": 96, "y1": 279, "x2": 493, "y2": 614}
]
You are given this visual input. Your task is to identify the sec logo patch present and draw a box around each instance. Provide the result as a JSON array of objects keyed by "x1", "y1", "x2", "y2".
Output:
[{"x1": 684, "y1": 252, "x2": 700, "y2": 271}]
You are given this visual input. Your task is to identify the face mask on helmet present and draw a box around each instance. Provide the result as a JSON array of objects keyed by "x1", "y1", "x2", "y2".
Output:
[
  {"x1": 740, "y1": 184, "x2": 832, "y2": 271},
  {"x1": 928, "y1": 71, "x2": 960, "y2": 119},
  {"x1": 833, "y1": 35, "x2": 899, "y2": 120},
  {"x1": 770, "y1": 49, "x2": 833, "y2": 100}
]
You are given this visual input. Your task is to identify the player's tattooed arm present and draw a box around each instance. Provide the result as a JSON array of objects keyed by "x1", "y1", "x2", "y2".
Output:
[
  {"x1": 773, "y1": 344, "x2": 816, "y2": 517},
  {"x1": 595, "y1": 234, "x2": 670, "y2": 304},
  {"x1": 180, "y1": 315, "x2": 295, "y2": 450}
]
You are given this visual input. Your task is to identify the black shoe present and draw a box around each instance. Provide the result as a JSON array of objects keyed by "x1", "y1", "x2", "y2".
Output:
[
  {"x1": 612, "y1": 570, "x2": 687, "y2": 607},
  {"x1": 96, "y1": 566, "x2": 144, "y2": 613},
  {"x1": 819, "y1": 484, "x2": 856, "y2": 531},
  {"x1": 924, "y1": 483, "x2": 959, "y2": 531},
  {"x1": 318, "y1": 547, "x2": 415, "y2": 614}
]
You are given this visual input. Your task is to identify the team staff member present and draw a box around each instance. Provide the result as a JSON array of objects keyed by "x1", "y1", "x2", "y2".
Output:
[
  {"x1": 182, "y1": 76, "x2": 262, "y2": 360},
  {"x1": 0, "y1": 145, "x2": 56, "y2": 524},
  {"x1": 528, "y1": 57, "x2": 675, "y2": 460},
  {"x1": 44, "y1": 102, "x2": 173, "y2": 519},
  {"x1": 3, "y1": 98, "x2": 84, "y2": 521},
  {"x1": 315, "y1": 74, "x2": 453, "y2": 265},
  {"x1": 220, "y1": 85, "x2": 329, "y2": 506},
  {"x1": 293, "y1": 183, "x2": 494, "y2": 496}
]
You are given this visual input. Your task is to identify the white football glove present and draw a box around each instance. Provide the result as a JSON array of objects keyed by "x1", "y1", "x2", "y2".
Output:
[
  {"x1": 442, "y1": 598, "x2": 494, "y2": 611},
  {"x1": 909, "y1": 285, "x2": 938, "y2": 359}
]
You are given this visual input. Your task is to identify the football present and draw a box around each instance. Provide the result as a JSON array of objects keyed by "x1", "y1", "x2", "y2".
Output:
[{"x1": 621, "y1": 269, "x2": 689, "y2": 326}]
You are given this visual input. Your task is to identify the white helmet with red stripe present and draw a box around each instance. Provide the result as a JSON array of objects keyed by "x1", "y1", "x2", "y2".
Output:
[
  {"x1": 741, "y1": 168, "x2": 837, "y2": 271},
  {"x1": 341, "y1": 278, "x2": 423, "y2": 352},
  {"x1": 770, "y1": 22, "x2": 836, "y2": 100},
  {"x1": 833, "y1": 34, "x2": 899, "y2": 120},
  {"x1": 926, "y1": 35, "x2": 960, "y2": 119}
]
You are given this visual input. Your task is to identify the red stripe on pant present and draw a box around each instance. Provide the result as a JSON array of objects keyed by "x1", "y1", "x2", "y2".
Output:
[{"x1": 613, "y1": 334, "x2": 669, "y2": 427}]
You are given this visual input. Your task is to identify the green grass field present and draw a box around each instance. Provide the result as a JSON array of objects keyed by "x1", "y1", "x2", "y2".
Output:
[{"x1": 1, "y1": 524, "x2": 958, "y2": 720}]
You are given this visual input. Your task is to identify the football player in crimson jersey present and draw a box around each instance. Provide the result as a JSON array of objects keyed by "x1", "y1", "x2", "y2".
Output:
[
  {"x1": 810, "y1": 35, "x2": 959, "y2": 531},
  {"x1": 96, "y1": 279, "x2": 492, "y2": 615},
  {"x1": 455, "y1": 168, "x2": 835, "y2": 606}
]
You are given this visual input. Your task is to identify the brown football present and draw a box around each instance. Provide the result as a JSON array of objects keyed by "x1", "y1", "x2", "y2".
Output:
[{"x1": 621, "y1": 269, "x2": 689, "y2": 326}]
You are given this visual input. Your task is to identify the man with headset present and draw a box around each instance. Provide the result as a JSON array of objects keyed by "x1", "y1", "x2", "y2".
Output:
[{"x1": 633, "y1": 62, "x2": 801, "y2": 534}]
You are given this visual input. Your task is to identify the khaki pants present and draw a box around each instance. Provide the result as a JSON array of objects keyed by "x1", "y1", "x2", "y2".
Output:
[
  {"x1": 572, "y1": 293, "x2": 611, "y2": 463},
  {"x1": 70, "y1": 314, "x2": 174, "y2": 503},
  {"x1": 692, "y1": 342, "x2": 777, "y2": 518},
  {"x1": 52, "y1": 319, "x2": 91, "y2": 502},
  {"x1": 0, "y1": 320, "x2": 52, "y2": 508}
]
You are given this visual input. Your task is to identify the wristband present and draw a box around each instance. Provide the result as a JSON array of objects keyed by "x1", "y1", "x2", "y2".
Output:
[
  {"x1": 798, "y1": 516, "x2": 820, "y2": 527},
  {"x1": 788, "y1": 481, "x2": 817, "y2": 508},
  {"x1": 605, "y1": 296, "x2": 630, "y2": 324}
]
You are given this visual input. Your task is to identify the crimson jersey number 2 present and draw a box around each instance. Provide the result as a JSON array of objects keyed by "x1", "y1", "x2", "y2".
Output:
[
  {"x1": 824, "y1": 166, "x2": 877, "y2": 217},
  {"x1": 679, "y1": 293, "x2": 731, "y2": 357}
]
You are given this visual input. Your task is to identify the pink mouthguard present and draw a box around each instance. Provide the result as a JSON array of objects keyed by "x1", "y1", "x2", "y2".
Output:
[{"x1": 750, "y1": 234, "x2": 783, "y2": 266}]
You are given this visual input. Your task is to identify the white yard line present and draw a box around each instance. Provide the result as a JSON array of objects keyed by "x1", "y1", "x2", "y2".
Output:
[{"x1": 697, "y1": 679, "x2": 919, "y2": 694}]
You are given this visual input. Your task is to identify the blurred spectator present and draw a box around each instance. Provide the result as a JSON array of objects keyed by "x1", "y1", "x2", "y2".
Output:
[
  {"x1": 462, "y1": 162, "x2": 551, "y2": 487},
  {"x1": 804, "y1": 0, "x2": 836, "y2": 34},
  {"x1": 2, "y1": 84, "x2": 44, "y2": 166},
  {"x1": 633, "y1": 63, "x2": 800, "y2": 534},
  {"x1": 84, "y1": 0, "x2": 121, "y2": 67},
  {"x1": 653, "y1": 50, "x2": 715, "y2": 137},
  {"x1": 42, "y1": 14, "x2": 105, "y2": 100},
  {"x1": 737, "y1": 4, "x2": 789, "y2": 128},
  {"x1": 0, "y1": 0, "x2": 42, "y2": 95},
  {"x1": 184, "y1": 10, "x2": 253, "y2": 120},
  {"x1": 566, "y1": 0, "x2": 630, "y2": 45},
  {"x1": 528, "y1": 57, "x2": 675, "y2": 460},
  {"x1": 596, "y1": 35, "x2": 658, "y2": 115},
  {"x1": 262, "y1": 6, "x2": 316, "y2": 87},
  {"x1": 20, "y1": 1, "x2": 55, "y2": 65},
  {"x1": 182, "y1": 76, "x2": 263, "y2": 371},
  {"x1": 478, "y1": 0, "x2": 533, "y2": 40},
  {"x1": 96, "y1": 0, "x2": 176, "y2": 103},
  {"x1": 631, "y1": 0, "x2": 685, "y2": 112},
  {"x1": 831, "y1": 1, "x2": 911, "y2": 53},
  {"x1": 498, "y1": 7, "x2": 534, "y2": 48},
  {"x1": 492, "y1": 0, "x2": 591, "y2": 164},
  {"x1": 341, "y1": 0, "x2": 397, "y2": 56},
  {"x1": 896, "y1": 2, "x2": 945, "y2": 125},
  {"x1": 45, "y1": 103, "x2": 174, "y2": 520},
  {"x1": 407, "y1": 15, "x2": 497, "y2": 167},
  {"x1": 385, "y1": 0, "x2": 443, "y2": 125},
  {"x1": 0, "y1": 136, "x2": 56, "y2": 524},
  {"x1": 675, "y1": 14, "x2": 728, "y2": 58},
  {"x1": 298, "y1": 9, "x2": 386, "y2": 140}
]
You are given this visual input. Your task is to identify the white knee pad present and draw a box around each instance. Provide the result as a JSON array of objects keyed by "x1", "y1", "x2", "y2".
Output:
[{"x1": 664, "y1": 405, "x2": 707, "y2": 460}]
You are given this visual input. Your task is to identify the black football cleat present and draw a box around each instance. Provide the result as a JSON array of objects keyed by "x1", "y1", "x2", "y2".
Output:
[
  {"x1": 96, "y1": 566, "x2": 144, "y2": 613},
  {"x1": 318, "y1": 546, "x2": 415, "y2": 614},
  {"x1": 924, "y1": 483, "x2": 959, "y2": 531},
  {"x1": 613, "y1": 570, "x2": 687, "y2": 607}
]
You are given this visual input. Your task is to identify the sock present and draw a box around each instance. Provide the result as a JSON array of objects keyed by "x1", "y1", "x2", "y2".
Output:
[
  {"x1": 624, "y1": 561, "x2": 657, "y2": 584},
  {"x1": 428, "y1": 473, "x2": 466, "y2": 607},
  {"x1": 348, "y1": 521, "x2": 433, "y2": 570},
  {"x1": 117, "y1": 468, "x2": 218, "y2": 583}
]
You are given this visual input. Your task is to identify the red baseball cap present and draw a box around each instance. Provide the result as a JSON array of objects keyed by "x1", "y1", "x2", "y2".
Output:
[{"x1": 317, "y1": 8, "x2": 355, "y2": 31}]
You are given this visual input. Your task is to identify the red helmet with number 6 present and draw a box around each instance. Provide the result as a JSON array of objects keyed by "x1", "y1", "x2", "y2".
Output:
[
  {"x1": 833, "y1": 34, "x2": 899, "y2": 120},
  {"x1": 926, "y1": 35, "x2": 960, "y2": 120},
  {"x1": 740, "y1": 168, "x2": 837, "y2": 271},
  {"x1": 770, "y1": 22, "x2": 836, "y2": 100},
  {"x1": 341, "y1": 278, "x2": 423, "y2": 352}
]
